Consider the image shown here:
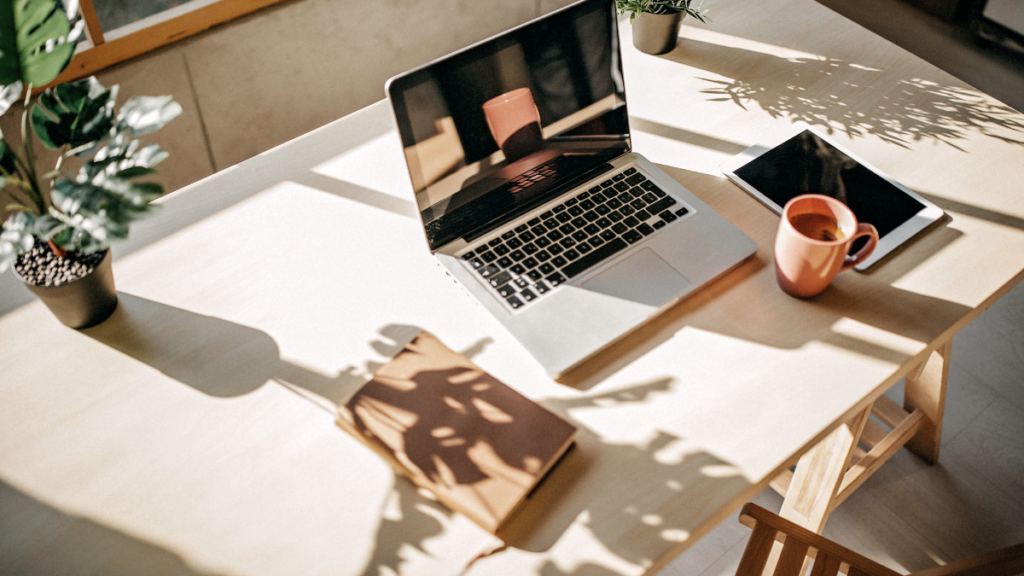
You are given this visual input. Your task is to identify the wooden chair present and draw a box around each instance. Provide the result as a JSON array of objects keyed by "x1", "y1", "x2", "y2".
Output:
[{"x1": 736, "y1": 502, "x2": 1024, "y2": 576}]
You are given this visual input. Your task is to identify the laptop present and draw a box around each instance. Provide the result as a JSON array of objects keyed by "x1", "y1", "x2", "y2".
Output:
[{"x1": 386, "y1": 0, "x2": 757, "y2": 378}]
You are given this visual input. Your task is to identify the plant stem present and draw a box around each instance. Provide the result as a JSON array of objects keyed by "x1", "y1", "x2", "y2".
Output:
[
  {"x1": 54, "y1": 143, "x2": 69, "y2": 177},
  {"x1": 47, "y1": 238, "x2": 66, "y2": 258},
  {"x1": 19, "y1": 85, "x2": 46, "y2": 214},
  {"x1": 1, "y1": 179, "x2": 39, "y2": 212}
]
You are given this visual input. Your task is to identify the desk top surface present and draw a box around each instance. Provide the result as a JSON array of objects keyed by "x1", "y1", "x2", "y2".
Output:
[{"x1": 3, "y1": 0, "x2": 1024, "y2": 575}]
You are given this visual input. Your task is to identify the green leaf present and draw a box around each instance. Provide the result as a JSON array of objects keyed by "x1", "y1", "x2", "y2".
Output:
[
  {"x1": 46, "y1": 137, "x2": 165, "y2": 252},
  {"x1": 130, "y1": 143, "x2": 169, "y2": 168},
  {"x1": 32, "y1": 212, "x2": 64, "y2": 239},
  {"x1": 0, "y1": 237, "x2": 19, "y2": 272},
  {"x1": 0, "y1": 81, "x2": 22, "y2": 116},
  {"x1": 1, "y1": 211, "x2": 36, "y2": 248},
  {"x1": 0, "y1": 0, "x2": 78, "y2": 90},
  {"x1": 616, "y1": 0, "x2": 710, "y2": 22},
  {"x1": 0, "y1": 139, "x2": 18, "y2": 175},
  {"x1": 116, "y1": 95, "x2": 182, "y2": 136},
  {"x1": 0, "y1": 211, "x2": 37, "y2": 271},
  {"x1": 112, "y1": 165, "x2": 154, "y2": 178},
  {"x1": 31, "y1": 76, "x2": 116, "y2": 150}
]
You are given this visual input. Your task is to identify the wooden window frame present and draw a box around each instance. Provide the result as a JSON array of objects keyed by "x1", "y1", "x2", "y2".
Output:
[{"x1": 53, "y1": 0, "x2": 291, "y2": 85}]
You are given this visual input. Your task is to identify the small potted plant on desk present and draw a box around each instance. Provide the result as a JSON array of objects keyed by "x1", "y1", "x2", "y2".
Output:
[
  {"x1": 0, "y1": 0, "x2": 181, "y2": 329},
  {"x1": 616, "y1": 0, "x2": 711, "y2": 55}
]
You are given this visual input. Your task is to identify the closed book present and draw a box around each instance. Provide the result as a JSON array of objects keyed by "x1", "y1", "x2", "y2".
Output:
[{"x1": 337, "y1": 331, "x2": 576, "y2": 533}]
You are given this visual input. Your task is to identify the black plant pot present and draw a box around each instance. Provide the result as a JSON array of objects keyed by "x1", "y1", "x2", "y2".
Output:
[
  {"x1": 632, "y1": 11, "x2": 685, "y2": 55},
  {"x1": 16, "y1": 249, "x2": 119, "y2": 329}
]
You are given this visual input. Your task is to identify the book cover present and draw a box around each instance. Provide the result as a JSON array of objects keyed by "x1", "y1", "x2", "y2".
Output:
[{"x1": 337, "y1": 331, "x2": 576, "y2": 533}]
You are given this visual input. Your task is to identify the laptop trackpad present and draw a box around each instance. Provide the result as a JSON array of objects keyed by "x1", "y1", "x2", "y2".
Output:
[{"x1": 582, "y1": 248, "x2": 691, "y2": 307}]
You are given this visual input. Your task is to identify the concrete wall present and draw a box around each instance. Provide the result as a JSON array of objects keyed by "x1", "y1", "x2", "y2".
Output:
[{"x1": 1, "y1": 0, "x2": 578, "y2": 202}]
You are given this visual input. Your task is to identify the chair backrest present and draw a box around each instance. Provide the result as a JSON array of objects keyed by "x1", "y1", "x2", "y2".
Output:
[
  {"x1": 736, "y1": 503, "x2": 900, "y2": 576},
  {"x1": 735, "y1": 503, "x2": 1024, "y2": 576}
]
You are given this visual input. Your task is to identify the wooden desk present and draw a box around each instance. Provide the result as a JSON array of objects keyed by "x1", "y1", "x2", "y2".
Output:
[{"x1": 2, "y1": 1, "x2": 1023, "y2": 575}]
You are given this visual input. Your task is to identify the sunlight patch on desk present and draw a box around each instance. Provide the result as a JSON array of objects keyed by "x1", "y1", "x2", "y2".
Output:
[
  {"x1": 311, "y1": 131, "x2": 411, "y2": 199},
  {"x1": 0, "y1": 371, "x2": 413, "y2": 576},
  {"x1": 680, "y1": 28, "x2": 825, "y2": 62},
  {"x1": 890, "y1": 212, "x2": 1024, "y2": 307},
  {"x1": 848, "y1": 63, "x2": 883, "y2": 72},
  {"x1": 700, "y1": 464, "x2": 742, "y2": 479},
  {"x1": 660, "y1": 528, "x2": 690, "y2": 543},
  {"x1": 829, "y1": 318, "x2": 928, "y2": 359}
]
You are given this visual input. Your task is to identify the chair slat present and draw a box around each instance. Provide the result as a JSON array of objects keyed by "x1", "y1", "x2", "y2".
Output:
[
  {"x1": 809, "y1": 551, "x2": 843, "y2": 576},
  {"x1": 735, "y1": 521, "x2": 778, "y2": 576},
  {"x1": 776, "y1": 539, "x2": 812, "y2": 576}
]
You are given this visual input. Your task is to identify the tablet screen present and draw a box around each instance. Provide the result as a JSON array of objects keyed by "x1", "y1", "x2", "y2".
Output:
[{"x1": 734, "y1": 130, "x2": 925, "y2": 238}]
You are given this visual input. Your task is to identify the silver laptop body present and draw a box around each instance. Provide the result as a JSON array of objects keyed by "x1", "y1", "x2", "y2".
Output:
[{"x1": 386, "y1": 0, "x2": 756, "y2": 378}]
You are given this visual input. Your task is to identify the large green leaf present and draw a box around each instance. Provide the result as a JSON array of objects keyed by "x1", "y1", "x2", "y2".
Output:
[
  {"x1": 31, "y1": 76, "x2": 116, "y2": 150},
  {"x1": 51, "y1": 176, "x2": 161, "y2": 249},
  {"x1": 116, "y1": 95, "x2": 182, "y2": 136},
  {"x1": 46, "y1": 136, "x2": 167, "y2": 252},
  {"x1": 0, "y1": 0, "x2": 77, "y2": 90},
  {"x1": 31, "y1": 82, "x2": 178, "y2": 255},
  {"x1": 0, "y1": 211, "x2": 37, "y2": 273}
]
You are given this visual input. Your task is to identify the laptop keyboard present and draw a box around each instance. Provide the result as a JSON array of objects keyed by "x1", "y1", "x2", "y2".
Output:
[{"x1": 460, "y1": 166, "x2": 691, "y2": 311}]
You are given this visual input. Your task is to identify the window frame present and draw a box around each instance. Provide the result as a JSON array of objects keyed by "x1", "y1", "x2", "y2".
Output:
[{"x1": 53, "y1": 0, "x2": 291, "y2": 85}]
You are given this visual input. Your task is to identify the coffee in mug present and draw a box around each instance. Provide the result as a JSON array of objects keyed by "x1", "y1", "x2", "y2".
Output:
[
  {"x1": 774, "y1": 194, "x2": 879, "y2": 298},
  {"x1": 788, "y1": 212, "x2": 847, "y2": 242}
]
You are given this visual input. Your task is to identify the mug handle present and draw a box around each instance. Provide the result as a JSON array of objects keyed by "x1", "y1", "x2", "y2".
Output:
[{"x1": 840, "y1": 223, "x2": 879, "y2": 271}]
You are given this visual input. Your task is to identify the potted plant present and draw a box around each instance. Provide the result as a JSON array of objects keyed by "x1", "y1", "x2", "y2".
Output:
[
  {"x1": 616, "y1": 0, "x2": 711, "y2": 55},
  {"x1": 0, "y1": 0, "x2": 181, "y2": 328}
]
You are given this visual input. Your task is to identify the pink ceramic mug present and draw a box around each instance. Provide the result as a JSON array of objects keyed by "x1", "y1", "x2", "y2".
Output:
[
  {"x1": 774, "y1": 194, "x2": 879, "y2": 298},
  {"x1": 482, "y1": 87, "x2": 543, "y2": 162}
]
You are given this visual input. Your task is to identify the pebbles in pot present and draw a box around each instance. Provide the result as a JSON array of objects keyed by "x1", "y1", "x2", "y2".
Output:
[{"x1": 14, "y1": 241, "x2": 107, "y2": 287}]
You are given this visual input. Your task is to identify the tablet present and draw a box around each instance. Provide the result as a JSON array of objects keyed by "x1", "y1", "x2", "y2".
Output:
[{"x1": 720, "y1": 123, "x2": 944, "y2": 270}]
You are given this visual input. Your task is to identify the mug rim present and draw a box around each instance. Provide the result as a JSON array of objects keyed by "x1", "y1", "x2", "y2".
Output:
[
  {"x1": 482, "y1": 87, "x2": 534, "y2": 109},
  {"x1": 782, "y1": 194, "x2": 858, "y2": 245}
]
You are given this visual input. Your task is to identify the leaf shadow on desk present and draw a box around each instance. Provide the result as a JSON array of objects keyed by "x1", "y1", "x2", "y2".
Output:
[
  {"x1": 343, "y1": 373, "x2": 753, "y2": 576},
  {"x1": 662, "y1": 38, "x2": 1024, "y2": 149},
  {"x1": 0, "y1": 479, "x2": 223, "y2": 576},
  {"x1": 497, "y1": 379, "x2": 754, "y2": 572}
]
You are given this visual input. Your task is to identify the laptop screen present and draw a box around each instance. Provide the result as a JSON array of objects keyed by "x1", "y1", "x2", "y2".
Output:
[{"x1": 387, "y1": 0, "x2": 629, "y2": 250}]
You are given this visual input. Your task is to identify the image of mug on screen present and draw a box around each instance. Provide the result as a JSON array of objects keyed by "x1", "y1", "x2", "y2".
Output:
[{"x1": 482, "y1": 87, "x2": 544, "y2": 164}]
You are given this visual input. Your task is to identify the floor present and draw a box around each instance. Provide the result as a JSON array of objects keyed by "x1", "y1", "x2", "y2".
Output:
[{"x1": 5, "y1": 0, "x2": 1022, "y2": 573}]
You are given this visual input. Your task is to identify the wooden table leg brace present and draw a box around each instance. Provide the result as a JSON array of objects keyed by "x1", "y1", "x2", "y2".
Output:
[{"x1": 763, "y1": 340, "x2": 952, "y2": 574}]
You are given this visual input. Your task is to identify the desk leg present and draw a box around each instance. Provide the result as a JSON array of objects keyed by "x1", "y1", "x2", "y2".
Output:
[
  {"x1": 763, "y1": 407, "x2": 871, "y2": 574},
  {"x1": 903, "y1": 340, "x2": 951, "y2": 465},
  {"x1": 778, "y1": 406, "x2": 871, "y2": 531}
]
